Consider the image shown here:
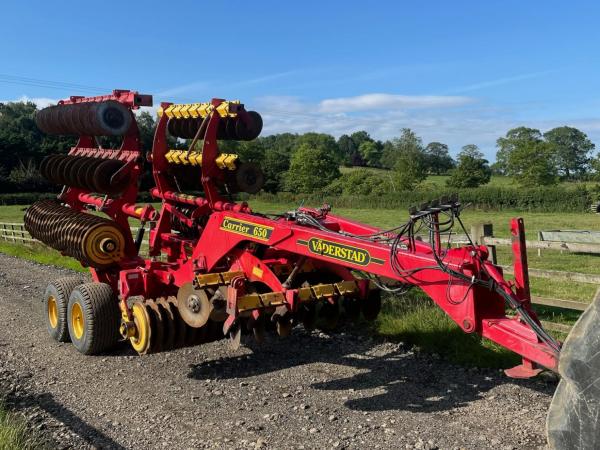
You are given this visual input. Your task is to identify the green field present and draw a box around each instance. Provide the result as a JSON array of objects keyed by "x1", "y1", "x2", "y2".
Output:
[
  {"x1": 1, "y1": 200, "x2": 597, "y2": 367},
  {"x1": 339, "y1": 168, "x2": 599, "y2": 190}
]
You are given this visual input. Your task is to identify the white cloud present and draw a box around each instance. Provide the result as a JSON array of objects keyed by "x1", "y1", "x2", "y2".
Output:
[
  {"x1": 2, "y1": 95, "x2": 57, "y2": 108},
  {"x1": 318, "y1": 93, "x2": 473, "y2": 113},
  {"x1": 253, "y1": 94, "x2": 600, "y2": 161}
]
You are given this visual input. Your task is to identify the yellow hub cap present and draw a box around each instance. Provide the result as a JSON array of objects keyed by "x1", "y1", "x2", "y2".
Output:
[
  {"x1": 130, "y1": 303, "x2": 151, "y2": 354},
  {"x1": 47, "y1": 295, "x2": 58, "y2": 329},
  {"x1": 71, "y1": 302, "x2": 85, "y2": 340}
]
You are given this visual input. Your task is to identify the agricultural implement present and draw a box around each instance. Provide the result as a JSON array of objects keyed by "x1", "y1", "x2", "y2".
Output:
[{"x1": 25, "y1": 89, "x2": 599, "y2": 449}]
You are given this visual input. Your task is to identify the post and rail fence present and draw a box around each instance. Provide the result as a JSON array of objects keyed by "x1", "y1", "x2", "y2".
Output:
[{"x1": 2, "y1": 221, "x2": 599, "y2": 334}]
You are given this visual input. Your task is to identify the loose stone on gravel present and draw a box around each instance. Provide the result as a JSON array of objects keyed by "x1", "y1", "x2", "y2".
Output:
[{"x1": 0, "y1": 253, "x2": 556, "y2": 449}]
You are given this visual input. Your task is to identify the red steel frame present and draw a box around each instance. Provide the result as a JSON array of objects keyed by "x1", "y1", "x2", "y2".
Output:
[
  {"x1": 122, "y1": 98, "x2": 559, "y2": 374},
  {"x1": 59, "y1": 93, "x2": 560, "y2": 374},
  {"x1": 57, "y1": 90, "x2": 156, "y2": 280}
]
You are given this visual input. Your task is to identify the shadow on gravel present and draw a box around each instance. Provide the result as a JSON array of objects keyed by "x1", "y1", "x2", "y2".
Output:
[
  {"x1": 5, "y1": 388, "x2": 127, "y2": 449},
  {"x1": 187, "y1": 331, "x2": 557, "y2": 414}
]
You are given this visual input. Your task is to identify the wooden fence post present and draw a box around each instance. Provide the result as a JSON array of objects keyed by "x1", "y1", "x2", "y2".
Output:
[{"x1": 472, "y1": 223, "x2": 496, "y2": 264}]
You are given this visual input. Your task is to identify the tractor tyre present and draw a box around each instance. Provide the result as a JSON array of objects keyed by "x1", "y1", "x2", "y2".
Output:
[
  {"x1": 45, "y1": 277, "x2": 84, "y2": 342},
  {"x1": 67, "y1": 283, "x2": 120, "y2": 355},
  {"x1": 547, "y1": 294, "x2": 600, "y2": 449}
]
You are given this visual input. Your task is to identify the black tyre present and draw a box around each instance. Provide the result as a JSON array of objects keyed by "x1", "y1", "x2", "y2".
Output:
[
  {"x1": 67, "y1": 283, "x2": 120, "y2": 355},
  {"x1": 547, "y1": 296, "x2": 600, "y2": 449},
  {"x1": 45, "y1": 277, "x2": 83, "y2": 342}
]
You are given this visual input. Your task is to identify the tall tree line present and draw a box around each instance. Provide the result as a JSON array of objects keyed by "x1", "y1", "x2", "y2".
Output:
[{"x1": 0, "y1": 101, "x2": 597, "y2": 195}]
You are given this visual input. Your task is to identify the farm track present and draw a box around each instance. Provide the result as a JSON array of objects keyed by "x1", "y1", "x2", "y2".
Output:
[{"x1": 0, "y1": 253, "x2": 556, "y2": 449}]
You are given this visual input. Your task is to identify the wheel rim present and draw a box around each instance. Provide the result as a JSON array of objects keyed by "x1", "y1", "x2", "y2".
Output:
[
  {"x1": 130, "y1": 303, "x2": 150, "y2": 354},
  {"x1": 48, "y1": 295, "x2": 58, "y2": 329},
  {"x1": 71, "y1": 302, "x2": 85, "y2": 340}
]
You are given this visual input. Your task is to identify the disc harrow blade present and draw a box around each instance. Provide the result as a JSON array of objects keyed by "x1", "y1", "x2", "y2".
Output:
[
  {"x1": 24, "y1": 200, "x2": 126, "y2": 269},
  {"x1": 35, "y1": 101, "x2": 132, "y2": 136}
]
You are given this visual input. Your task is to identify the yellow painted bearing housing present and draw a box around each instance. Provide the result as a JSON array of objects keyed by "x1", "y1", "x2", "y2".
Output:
[{"x1": 81, "y1": 223, "x2": 126, "y2": 267}]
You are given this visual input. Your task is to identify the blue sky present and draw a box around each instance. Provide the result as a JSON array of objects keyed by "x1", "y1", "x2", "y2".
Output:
[{"x1": 1, "y1": 0, "x2": 600, "y2": 160}]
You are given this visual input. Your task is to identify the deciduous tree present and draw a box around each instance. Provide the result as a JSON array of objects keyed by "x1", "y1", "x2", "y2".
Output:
[
  {"x1": 424, "y1": 142, "x2": 455, "y2": 174},
  {"x1": 284, "y1": 143, "x2": 340, "y2": 193},
  {"x1": 447, "y1": 145, "x2": 491, "y2": 188},
  {"x1": 544, "y1": 126, "x2": 594, "y2": 179}
]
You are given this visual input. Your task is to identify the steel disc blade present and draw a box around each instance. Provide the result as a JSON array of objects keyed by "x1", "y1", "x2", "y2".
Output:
[
  {"x1": 225, "y1": 118, "x2": 239, "y2": 140},
  {"x1": 167, "y1": 296, "x2": 187, "y2": 348},
  {"x1": 235, "y1": 162, "x2": 265, "y2": 194},
  {"x1": 235, "y1": 111, "x2": 263, "y2": 141},
  {"x1": 362, "y1": 290, "x2": 382, "y2": 321},
  {"x1": 319, "y1": 301, "x2": 339, "y2": 331},
  {"x1": 156, "y1": 298, "x2": 176, "y2": 351},
  {"x1": 176, "y1": 282, "x2": 211, "y2": 328},
  {"x1": 300, "y1": 303, "x2": 317, "y2": 330},
  {"x1": 93, "y1": 159, "x2": 126, "y2": 195},
  {"x1": 341, "y1": 296, "x2": 361, "y2": 321},
  {"x1": 228, "y1": 324, "x2": 242, "y2": 350},
  {"x1": 276, "y1": 318, "x2": 293, "y2": 338},
  {"x1": 147, "y1": 300, "x2": 165, "y2": 353},
  {"x1": 248, "y1": 316, "x2": 266, "y2": 344}
]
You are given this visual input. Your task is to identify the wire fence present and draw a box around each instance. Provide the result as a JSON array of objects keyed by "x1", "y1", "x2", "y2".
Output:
[{"x1": 1, "y1": 221, "x2": 596, "y2": 333}]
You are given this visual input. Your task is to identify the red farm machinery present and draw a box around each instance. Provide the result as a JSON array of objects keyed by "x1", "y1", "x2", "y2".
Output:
[{"x1": 25, "y1": 90, "x2": 599, "y2": 449}]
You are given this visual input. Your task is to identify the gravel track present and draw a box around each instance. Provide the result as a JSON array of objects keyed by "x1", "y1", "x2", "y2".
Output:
[{"x1": 0, "y1": 253, "x2": 556, "y2": 449}]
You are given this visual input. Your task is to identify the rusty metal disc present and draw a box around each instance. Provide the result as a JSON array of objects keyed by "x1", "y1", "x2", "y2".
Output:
[
  {"x1": 49, "y1": 155, "x2": 68, "y2": 184},
  {"x1": 361, "y1": 290, "x2": 382, "y2": 321},
  {"x1": 248, "y1": 316, "x2": 266, "y2": 344},
  {"x1": 93, "y1": 159, "x2": 127, "y2": 195},
  {"x1": 235, "y1": 111, "x2": 263, "y2": 141},
  {"x1": 319, "y1": 300, "x2": 339, "y2": 331},
  {"x1": 184, "y1": 325, "x2": 198, "y2": 347},
  {"x1": 235, "y1": 162, "x2": 265, "y2": 194},
  {"x1": 217, "y1": 118, "x2": 229, "y2": 140},
  {"x1": 228, "y1": 322, "x2": 242, "y2": 350},
  {"x1": 341, "y1": 296, "x2": 361, "y2": 322},
  {"x1": 92, "y1": 101, "x2": 132, "y2": 135},
  {"x1": 276, "y1": 318, "x2": 293, "y2": 338},
  {"x1": 40, "y1": 154, "x2": 62, "y2": 182},
  {"x1": 82, "y1": 158, "x2": 105, "y2": 191},
  {"x1": 167, "y1": 296, "x2": 187, "y2": 348},
  {"x1": 146, "y1": 299, "x2": 165, "y2": 353},
  {"x1": 156, "y1": 298, "x2": 176, "y2": 351},
  {"x1": 61, "y1": 156, "x2": 83, "y2": 186},
  {"x1": 225, "y1": 117, "x2": 238, "y2": 140},
  {"x1": 300, "y1": 303, "x2": 317, "y2": 330},
  {"x1": 69, "y1": 157, "x2": 91, "y2": 189},
  {"x1": 176, "y1": 282, "x2": 211, "y2": 328},
  {"x1": 209, "y1": 287, "x2": 228, "y2": 322}
]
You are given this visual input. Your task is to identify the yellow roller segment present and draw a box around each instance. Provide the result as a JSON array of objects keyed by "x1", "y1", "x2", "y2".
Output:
[
  {"x1": 129, "y1": 302, "x2": 151, "y2": 354},
  {"x1": 163, "y1": 145, "x2": 241, "y2": 171},
  {"x1": 218, "y1": 154, "x2": 238, "y2": 170},
  {"x1": 164, "y1": 150, "x2": 239, "y2": 170},
  {"x1": 48, "y1": 295, "x2": 58, "y2": 329},
  {"x1": 71, "y1": 302, "x2": 85, "y2": 340},
  {"x1": 158, "y1": 100, "x2": 242, "y2": 118}
]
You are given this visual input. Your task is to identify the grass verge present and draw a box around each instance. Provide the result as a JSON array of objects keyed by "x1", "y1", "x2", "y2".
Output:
[
  {"x1": 376, "y1": 291, "x2": 520, "y2": 368},
  {"x1": 376, "y1": 290, "x2": 571, "y2": 368},
  {"x1": 0, "y1": 402, "x2": 38, "y2": 450},
  {"x1": 0, "y1": 241, "x2": 85, "y2": 272}
]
